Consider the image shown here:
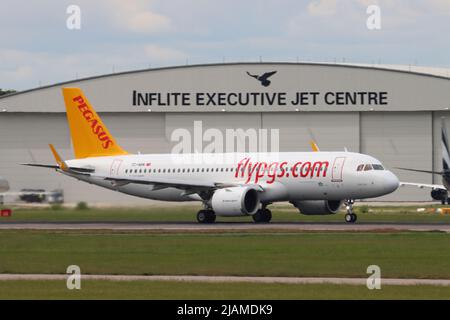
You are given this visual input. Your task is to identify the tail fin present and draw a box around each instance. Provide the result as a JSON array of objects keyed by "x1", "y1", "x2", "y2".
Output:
[{"x1": 62, "y1": 88, "x2": 128, "y2": 159}]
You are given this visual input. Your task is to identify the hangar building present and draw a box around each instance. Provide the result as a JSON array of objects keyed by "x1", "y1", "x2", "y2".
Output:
[{"x1": 1, "y1": 62, "x2": 450, "y2": 204}]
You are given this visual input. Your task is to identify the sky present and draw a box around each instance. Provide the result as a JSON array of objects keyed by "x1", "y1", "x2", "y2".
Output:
[{"x1": 1, "y1": 0, "x2": 450, "y2": 90}]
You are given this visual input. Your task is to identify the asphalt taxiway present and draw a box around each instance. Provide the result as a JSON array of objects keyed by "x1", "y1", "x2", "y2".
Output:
[{"x1": 0, "y1": 222, "x2": 449, "y2": 232}]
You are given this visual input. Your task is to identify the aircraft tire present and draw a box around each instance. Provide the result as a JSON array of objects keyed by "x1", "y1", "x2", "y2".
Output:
[
  {"x1": 252, "y1": 209, "x2": 272, "y2": 223},
  {"x1": 206, "y1": 210, "x2": 216, "y2": 223},
  {"x1": 262, "y1": 208, "x2": 272, "y2": 222},
  {"x1": 345, "y1": 213, "x2": 356, "y2": 223}
]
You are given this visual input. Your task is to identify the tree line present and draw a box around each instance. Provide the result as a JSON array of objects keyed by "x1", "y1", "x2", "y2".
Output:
[{"x1": 0, "y1": 89, "x2": 16, "y2": 96}]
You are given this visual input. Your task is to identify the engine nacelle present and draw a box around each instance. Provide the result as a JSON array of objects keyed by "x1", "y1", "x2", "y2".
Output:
[
  {"x1": 431, "y1": 188, "x2": 448, "y2": 201},
  {"x1": 211, "y1": 187, "x2": 260, "y2": 216},
  {"x1": 291, "y1": 200, "x2": 343, "y2": 215}
]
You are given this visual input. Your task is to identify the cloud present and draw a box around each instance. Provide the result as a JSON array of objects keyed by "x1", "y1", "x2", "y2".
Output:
[
  {"x1": 144, "y1": 45, "x2": 188, "y2": 62},
  {"x1": 426, "y1": 0, "x2": 450, "y2": 15},
  {"x1": 107, "y1": 0, "x2": 173, "y2": 34},
  {"x1": 0, "y1": 44, "x2": 188, "y2": 89},
  {"x1": 307, "y1": 0, "x2": 337, "y2": 16},
  {"x1": 1, "y1": 0, "x2": 450, "y2": 90}
]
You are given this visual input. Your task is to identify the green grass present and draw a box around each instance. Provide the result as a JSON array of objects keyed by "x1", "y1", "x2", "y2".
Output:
[
  {"x1": 1, "y1": 204, "x2": 450, "y2": 223},
  {"x1": 0, "y1": 280, "x2": 449, "y2": 299},
  {"x1": 1, "y1": 230, "x2": 450, "y2": 279}
]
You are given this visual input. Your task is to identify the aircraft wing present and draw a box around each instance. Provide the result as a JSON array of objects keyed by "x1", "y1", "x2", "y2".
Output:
[
  {"x1": 395, "y1": 167, "x2": 443, "y2": 175},
  {"x1": 399, "y1": 182, "x2": 446, "y2": 190},
  {"x1": 100, "y1": 176, "x2": 264, "y2": 194}
]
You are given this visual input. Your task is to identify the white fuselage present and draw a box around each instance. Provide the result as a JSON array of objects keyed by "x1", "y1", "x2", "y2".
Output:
[{"x1": 62, "y1": 151, "x2": 399, "y2": 204}]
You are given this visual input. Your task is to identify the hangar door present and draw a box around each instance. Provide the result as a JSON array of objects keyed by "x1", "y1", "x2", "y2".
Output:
[
  {"x1": 262, "y1": 112, "x2": 359, "y2": 152},
  {"x1": 360, "y1": 112, "x2": 432, "y2": 201}
]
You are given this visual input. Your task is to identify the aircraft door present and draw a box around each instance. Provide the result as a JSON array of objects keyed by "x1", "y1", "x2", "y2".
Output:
[
  {"x1": 331, "y1": 157, "x2": 346, "y2": 182},
  {"x1": 110, "y1": 159, "x2": 123, "y2": 176}
]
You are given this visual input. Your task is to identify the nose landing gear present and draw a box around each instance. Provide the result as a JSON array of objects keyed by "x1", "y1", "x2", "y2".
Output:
[{"x1": 344, "y1": 199, "x2": 357, "y2": 223}]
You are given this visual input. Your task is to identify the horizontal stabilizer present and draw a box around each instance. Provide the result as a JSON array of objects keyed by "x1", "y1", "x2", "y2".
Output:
[
  {"x1": 21, "y1": 163, "x2": 94, "y2": 174},
  {"x1": 21, "y1": 163, "x2": 59, "y2": 169}
]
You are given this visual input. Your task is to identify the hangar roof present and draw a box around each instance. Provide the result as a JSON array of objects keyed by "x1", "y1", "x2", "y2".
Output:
[{"x1": 1, "y1": 62, "x2": 450, "y2": 113}]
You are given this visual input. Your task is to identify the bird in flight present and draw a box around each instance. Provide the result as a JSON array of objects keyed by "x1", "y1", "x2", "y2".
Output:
[{"x1": 246, "y1": 71, "x2": 277, "y2": 87}]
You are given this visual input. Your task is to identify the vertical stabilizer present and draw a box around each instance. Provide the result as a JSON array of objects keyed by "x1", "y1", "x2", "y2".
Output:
[{"x1": 62, "y1": 88, "x2": 128, "y2": 159}]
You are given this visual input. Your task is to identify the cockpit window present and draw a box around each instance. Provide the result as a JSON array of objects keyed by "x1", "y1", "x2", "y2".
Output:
[
  {"x1": 363, "y1": 164, "x2": 373, "y2": 171},
  {"x1": 372, "y1": 164, "x2": 384, "y2": 170},
  {"x1": 357, "y1": 164, "x2": 364, "y2": 171}
]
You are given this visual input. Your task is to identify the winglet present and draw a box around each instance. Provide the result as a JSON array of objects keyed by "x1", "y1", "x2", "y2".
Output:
[
  {"x1": 310, "y1": 140, "x2": 320, "y2": 152},
  {"x1": 49, "y1": 144, "x2": 68, "y2": 171}
]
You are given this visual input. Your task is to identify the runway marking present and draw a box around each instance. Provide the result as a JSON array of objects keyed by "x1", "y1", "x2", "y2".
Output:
[
  {"x1": 0, "y1": 222, "x2": 449, "y2": 233},
  {"x1": 0, "y1": 274, "x2": 450, "y2": 286}
]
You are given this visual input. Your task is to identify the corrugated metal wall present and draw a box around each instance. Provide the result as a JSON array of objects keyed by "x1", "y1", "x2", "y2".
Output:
[{"x1": 361, "y1": 112, "x2": 433, "y2": 201}]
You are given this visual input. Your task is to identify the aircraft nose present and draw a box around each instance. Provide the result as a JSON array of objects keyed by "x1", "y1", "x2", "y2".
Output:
[{"x1": 383, "y1": 171, "x2": 400, "y2": 194}]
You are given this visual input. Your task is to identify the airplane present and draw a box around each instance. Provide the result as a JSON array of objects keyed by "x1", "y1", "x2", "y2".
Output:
[
  {"x1": 398, "y1": 118, "x2": 450, "y2": 204},
  {"x1": 23, "y1": 88, "x2": 400, "y2": 223}
]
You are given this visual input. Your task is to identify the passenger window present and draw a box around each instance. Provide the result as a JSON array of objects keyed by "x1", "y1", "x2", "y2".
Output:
[{"x1": 363, "y1": 164, "x2": 372, "y2": 171}]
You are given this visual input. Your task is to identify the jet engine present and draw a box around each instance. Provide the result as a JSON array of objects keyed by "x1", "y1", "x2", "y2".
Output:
[
  {"x1": 431, "y1": 188, "x2": 448, "y2": 202},
  {"x1": 211, "y1": 186, "x2": 260, "y2": 216},
  {"x1": 291, "y1": 200, "x2": 343, "y2": 215}
]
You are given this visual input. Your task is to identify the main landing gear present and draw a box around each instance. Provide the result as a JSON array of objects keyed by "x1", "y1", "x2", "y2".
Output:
[
  {"x1": 252, "y1": 208, "x2": 272, "y2": 223},
  {"x1": 344, "y1": 199, "x2": 357, "y2": 223},
  {"x1": 197, "y1": 209, "x2": 216, "y2": 223}
]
